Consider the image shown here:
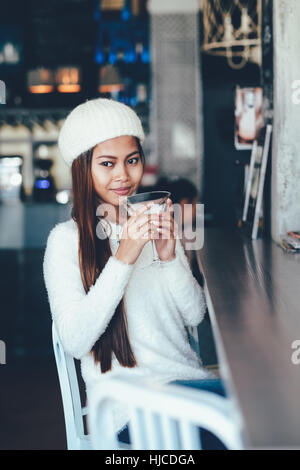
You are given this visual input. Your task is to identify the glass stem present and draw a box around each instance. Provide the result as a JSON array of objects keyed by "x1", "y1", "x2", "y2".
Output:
[{"x1": 151, "y1": 240, "x2": 160, "y2": 262}]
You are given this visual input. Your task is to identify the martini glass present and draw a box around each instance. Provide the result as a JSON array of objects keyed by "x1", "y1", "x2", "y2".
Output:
[{"x1": 125, "y1": 191, "x2": 171, "y2": 267}]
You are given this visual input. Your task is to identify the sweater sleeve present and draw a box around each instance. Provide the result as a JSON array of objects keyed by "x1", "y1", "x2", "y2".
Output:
[
  {"x1": 43, "y1": 223, "x2": 134, "y2": 359},
  {"x1": 159, "y1": 237, "x2": 207, "y2": 327}
]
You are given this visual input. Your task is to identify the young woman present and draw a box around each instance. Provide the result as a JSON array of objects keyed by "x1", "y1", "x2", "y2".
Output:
[{"x1": 43, "y1": 98, "x2": 227, "y2": 449}]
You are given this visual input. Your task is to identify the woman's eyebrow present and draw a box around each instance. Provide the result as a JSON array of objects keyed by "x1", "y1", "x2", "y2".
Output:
[{"x1": 96, "y1": 150, "x2": 139, "y2": 160}]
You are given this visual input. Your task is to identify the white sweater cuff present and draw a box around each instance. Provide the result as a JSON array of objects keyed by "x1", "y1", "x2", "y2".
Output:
[
  {"x1": 159, "y1": 255, "x2": 180, "y2": 268},
  {"x1": 110, "y1": 255, "x2": 135, "y2": 269}
]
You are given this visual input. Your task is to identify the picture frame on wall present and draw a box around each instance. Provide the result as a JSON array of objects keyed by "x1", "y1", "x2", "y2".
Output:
[
  {"x1": 234, "y1": 86, "x2": 264, "y2": 150},
  {"x1": 242, "y1": 140, "x2": 261, "y2": 223},
  {"x1": 242, "y1": 124, "x2": 272, "y2": 239}
]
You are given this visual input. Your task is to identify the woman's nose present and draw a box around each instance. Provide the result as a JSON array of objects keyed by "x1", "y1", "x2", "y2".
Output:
[{"x1": 114, "y1": 164, "x2": 130, "y2": 181}]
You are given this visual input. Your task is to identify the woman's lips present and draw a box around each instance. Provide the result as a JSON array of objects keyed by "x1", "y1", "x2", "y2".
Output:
[{"x1": 111, "y1": 187, "x2": 131, "y2": 195}]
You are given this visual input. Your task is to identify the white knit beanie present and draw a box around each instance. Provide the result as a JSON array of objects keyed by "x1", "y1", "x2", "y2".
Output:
[{"x1": 58, "y1": 98, "x2": 145, "y2": 167}]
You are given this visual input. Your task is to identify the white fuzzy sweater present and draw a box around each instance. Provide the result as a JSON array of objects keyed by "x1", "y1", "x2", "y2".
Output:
[{"x1": 43, "y1": 218, "x2": 214, "y2": 433}]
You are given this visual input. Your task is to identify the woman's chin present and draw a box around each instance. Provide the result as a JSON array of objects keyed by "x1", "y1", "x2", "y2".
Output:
[{"x1": 110, "y1": 193, "x2": 130, "y2": 206}]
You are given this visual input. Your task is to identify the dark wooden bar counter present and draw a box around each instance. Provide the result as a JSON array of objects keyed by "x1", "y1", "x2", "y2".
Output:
[{"x1": 196, "y1": 228, "x2": 300, "y2": 449}]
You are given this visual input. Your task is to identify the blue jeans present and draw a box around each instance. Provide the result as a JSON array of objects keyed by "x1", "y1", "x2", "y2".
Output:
[{"x1": 117, "y1": 378, "x2": 227, "y2": 450}]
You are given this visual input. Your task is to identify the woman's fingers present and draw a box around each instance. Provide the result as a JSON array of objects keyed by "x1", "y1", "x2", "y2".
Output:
[
  {"x1": 166, "y1": 198, "x2": 174, "y2": 214},
  {"x1": 158, "y1": 212, "x2": 173, "y2": 222},
  {"x1": 155, "y1": 227, "x2": 175, "y2": 239},
  {"x1": 124, "y1": 199, "x2": 177, "y2": 241},
  {"x1": 124, "y1": 204, "x2": 150, "y2": 232},
  {"x1": 133, "y1": 213, "x2": 160, "y2": 228},
  {"x1": 128, "y1": 203, "x2": 156, "y2": 226},
  {"x1": 156, "y1": 219, "x2": 173, "y2": 229},
  {"x1": 157, "y1": 215, "x2": 179, "y2": 238},
  {"x1": 128, "y1": 219, "x2": 159, "y2": 240},
  {"x1": 155, "y1": 220, "x2": 176, "y2": 238},
  {"x1": 132, "y1": 202, "x2": 152, "y2": 217}
]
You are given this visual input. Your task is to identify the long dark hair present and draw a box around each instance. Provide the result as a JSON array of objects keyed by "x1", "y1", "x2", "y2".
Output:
[{"x1": 71, "y1": 138, "x2": 145, "y2": 373}]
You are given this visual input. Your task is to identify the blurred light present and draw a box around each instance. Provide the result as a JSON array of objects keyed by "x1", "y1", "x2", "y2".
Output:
[
  {"x1": 141, "y1": 47, "x2": 150, "y2": 63},
  {"x1": 136, "y1": 83, "x2": 147, "y2": 103},
  {"x1": 3, "y1": 42, "x2": 19, "y2": 64},
  {"x1": 0, "y1": 157, "x2": 23, "y2": 166},
  {"x1": 124, "y1": 50, "x2": 137, "y2": 64},
  {"x1": 37, "y1": 145, "x2": 49, "y2": 159},
  {"x1": 95, "y1": 51, "x2": 105, "y2": 64},
  {"x1": 130, "y1": 96, "x2": 137, "y2": 107},
  {"x1": 121, "y1": 0, "x2": 131, "y2": 21},
  {"x1": 121, "y1": 9, "x2": 131, "y2": 21},
  {"x1": 56, "y1": 190, "x2": 70, "y2": 205},
  {"x1": 98, "y1": 65, "x2": 124, "y2": 93},
  {"x1": 55, "y1": 67, "x2": 81, "y2": 93},
  {"x1": 94, "y1": 0, "x2": 102, "y2": 21},
  {"x1": 29, "y1": 85, "x2": 53, "y2": 94},
  {"x1": 99, "y1": 84, "x2": 123, "y2": 93},
  {"x1": 108, "y1": 51, "x2": 118, "y2": 65},
  {"x1": 10, "y1": 173, "x2": 22, "y2": 186},
  {"x1": 35, "y1": 179, "x2": 50, "y2": 189},
  {"x1": 57, "y1": 84, "x2": 81, "y2": 93},
  {"x1": 94, "y1": 10, "x2": 101, "y2": 21},
  {"x1": 101, "y1": 0, "x2": 124, "y2": 10},
  {"x1": 27, "y1": 68, "x2": 54, "y2": 94}
]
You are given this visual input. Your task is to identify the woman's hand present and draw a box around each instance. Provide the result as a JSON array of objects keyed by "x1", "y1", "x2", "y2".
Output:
[
  {"x1": 154, "y1": 198, "x2": 178, "y2": 262},
  {"x1": 115, "y1": 203, "x2": 161, "y2": 265}
]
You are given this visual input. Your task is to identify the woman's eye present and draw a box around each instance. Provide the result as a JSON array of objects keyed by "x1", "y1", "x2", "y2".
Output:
[
  {"x1": 128, "y1": 157, "x2": 139, "y2": 164},
  {"x1": 100, "y1": 157, "x2": 139, "y2": 168}
]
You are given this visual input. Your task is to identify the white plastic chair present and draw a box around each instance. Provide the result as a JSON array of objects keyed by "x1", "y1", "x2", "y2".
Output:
[
  {"x1": 52, "y1": 321, "x2": 235, "y2": 450},
  {"x1": 52, "y1": 322, "x2": 92, "y2": 450},
  {"x1": 88, "y1": 375, "x2": 244, "y2": 450},
  {"x1": 51, "y1": 321, "x2": 202, "y2": 449}
]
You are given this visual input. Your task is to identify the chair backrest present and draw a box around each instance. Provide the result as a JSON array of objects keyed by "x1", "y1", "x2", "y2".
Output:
[
  {"x1": 88, "y1": 375, "x2": 244, "y2": 450},
  {"x1": 52, "y1": 322, "x2": 203, "y2": 450},
  {"x1": 52, "y1": 322, "x2": 91, "y2": 450}
]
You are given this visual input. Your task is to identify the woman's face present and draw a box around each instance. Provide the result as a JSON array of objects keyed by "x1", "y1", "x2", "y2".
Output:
[{"x1": 91, "y1": 135, "x2": 144, "y2": 209}]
